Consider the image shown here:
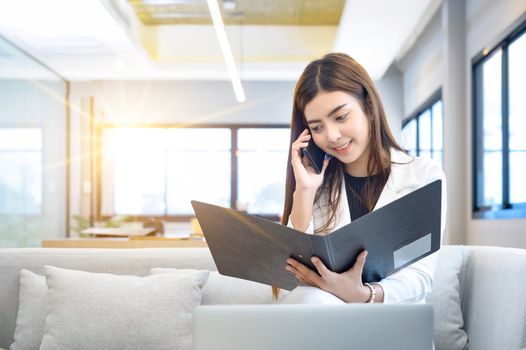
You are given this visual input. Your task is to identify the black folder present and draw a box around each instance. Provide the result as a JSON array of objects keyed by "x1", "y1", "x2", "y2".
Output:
[{"x1": 191, "y1": 180, "x2": 441, "y2": 291}]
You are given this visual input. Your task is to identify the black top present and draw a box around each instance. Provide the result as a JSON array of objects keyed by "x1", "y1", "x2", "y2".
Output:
[{"x1": 343, "y1": 173, "x2": 379, "y2": 221}]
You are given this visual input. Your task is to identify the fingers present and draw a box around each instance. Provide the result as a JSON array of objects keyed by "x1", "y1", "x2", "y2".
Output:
[
  {"x1": 291, "y1": 129, "x2": 311, "y2": 164},
  {"x1": 286, "y1": 258, "x2": 324, "y2": 287},
  {"x1": 294, "y1": 129, "x2": 311, "y2": 146},
  {"x1": 311, "y1": 256, "x2": 330, "y2": 278},
  {"x1": 352, "y1": 250, "x2": 368, "y2": 276},
  {"x1": 294, "y1": 274, "x2": 309, "y2": 285}
]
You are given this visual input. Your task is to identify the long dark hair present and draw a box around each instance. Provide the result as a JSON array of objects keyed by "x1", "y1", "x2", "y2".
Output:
[
  {"x1": 273, "y1": 53, "x2": 406, "y2": 301},
  {"x1": 282, "y1": 53, "x2": 406, "y2": 231}
]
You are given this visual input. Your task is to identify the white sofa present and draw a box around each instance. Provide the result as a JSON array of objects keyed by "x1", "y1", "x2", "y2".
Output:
[{"x1": 0, "y1": 245, "x2": 525, "y2": 350}]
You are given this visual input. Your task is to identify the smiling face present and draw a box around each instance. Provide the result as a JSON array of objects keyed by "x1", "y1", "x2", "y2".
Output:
[{"x1": 304, "y1": 90, "x2": 371, "y2": 176}]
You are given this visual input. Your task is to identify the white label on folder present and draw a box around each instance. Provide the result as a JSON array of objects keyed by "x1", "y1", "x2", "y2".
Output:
[{"x1": 393, "y1": 233, "x2": 432, "y2": 269}]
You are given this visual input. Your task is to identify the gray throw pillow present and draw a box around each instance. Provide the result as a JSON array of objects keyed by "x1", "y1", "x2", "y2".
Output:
[
  {"x1": 428, "y1": 247, "x2": 468, "y2": 350},
  {"x1": 39, "y1": 266, "x2": 208, "y2": 350},
  {"x1": 10, "y1": 270, "x2": 47, "y2": 350},
  {"x1": 151, "y1": 268, "x2": 275, "y2": 304}
]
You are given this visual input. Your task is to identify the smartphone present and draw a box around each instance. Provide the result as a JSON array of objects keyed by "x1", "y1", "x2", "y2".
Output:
[{"x1": 301, "y1": 140, "x2": 326, "y2": 174}]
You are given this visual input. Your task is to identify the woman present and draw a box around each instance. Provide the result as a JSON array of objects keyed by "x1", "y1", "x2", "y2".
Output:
[{"x1": 278, "y1": 53, "x2": 446, "y2": 304}]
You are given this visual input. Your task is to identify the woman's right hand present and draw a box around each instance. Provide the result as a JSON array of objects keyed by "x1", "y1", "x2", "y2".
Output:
[{"x1": 291, "y1": 129, "x2": 330, "y2": 191}]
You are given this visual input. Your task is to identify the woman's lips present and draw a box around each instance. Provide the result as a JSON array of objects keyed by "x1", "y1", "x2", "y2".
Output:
[{"x1": 331, "y1": 141, "x2": 351, "y2": 155}]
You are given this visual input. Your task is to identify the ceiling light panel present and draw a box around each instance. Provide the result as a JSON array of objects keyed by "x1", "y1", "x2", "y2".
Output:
[{"x1": 0, "y1": 0, "x2": 142, "y2": 79}]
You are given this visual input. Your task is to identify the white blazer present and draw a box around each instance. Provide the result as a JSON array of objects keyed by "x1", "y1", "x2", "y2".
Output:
[{"x1": 302, "y1": 149, "x2": 447, "y2": 303}]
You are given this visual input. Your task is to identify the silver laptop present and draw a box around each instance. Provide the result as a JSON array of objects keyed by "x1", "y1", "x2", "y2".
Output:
[{"x1": 193, "y1": 304, "x2": 433, "y2": 350}]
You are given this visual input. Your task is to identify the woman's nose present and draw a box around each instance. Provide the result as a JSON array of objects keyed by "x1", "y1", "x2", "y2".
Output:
[{"x1": 326, "y1": 124, "x2": 341, "y2": 143}]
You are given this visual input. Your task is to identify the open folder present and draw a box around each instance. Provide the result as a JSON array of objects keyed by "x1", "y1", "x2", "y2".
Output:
[{"x1": 191, "y1": 180, "x2": 441, "y2": 291}]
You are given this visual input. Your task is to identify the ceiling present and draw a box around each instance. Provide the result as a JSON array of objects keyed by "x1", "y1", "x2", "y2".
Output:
[
  {"x1": 129, "y1": 0, "x2": 345, "y2": 25},
  {"x1": 0, "y1": 0, "x2": 440, "y2": 81}
]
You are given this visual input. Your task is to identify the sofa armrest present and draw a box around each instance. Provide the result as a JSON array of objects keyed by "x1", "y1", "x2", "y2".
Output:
[{"x1": 460, "y1": 246, "x2": 526, "y2": 350}]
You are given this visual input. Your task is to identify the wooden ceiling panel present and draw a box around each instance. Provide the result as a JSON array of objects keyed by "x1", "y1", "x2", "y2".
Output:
[{"x1": 128, "y1": 0, "x2": 344, "y2": 26}]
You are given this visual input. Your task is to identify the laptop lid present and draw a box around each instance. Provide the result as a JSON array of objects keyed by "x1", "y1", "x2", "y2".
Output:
[{"x1": 193, "y1": 304, "x2": 434, "y2": 350}]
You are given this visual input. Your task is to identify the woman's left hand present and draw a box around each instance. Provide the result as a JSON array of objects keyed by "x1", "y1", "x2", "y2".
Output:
[{"x1": 285, "y1": 251, "x2": 370, "y2": 303}]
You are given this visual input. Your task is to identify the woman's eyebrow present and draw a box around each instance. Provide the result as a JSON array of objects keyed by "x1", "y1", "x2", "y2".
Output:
[
  {"x1": 307, "y1": 103, "x2": 348, "y2": 124},
  {"x1": 327, "y1": 103, "x2": 348, "y2": 117},
  {"x1": 306, "y1": 103, "x2": 348, "y2": 124}
]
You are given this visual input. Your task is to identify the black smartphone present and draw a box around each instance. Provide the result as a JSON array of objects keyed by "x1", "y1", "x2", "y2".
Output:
[{"x1": 301, "y1": 140, "x2": 326, "y2": 174}]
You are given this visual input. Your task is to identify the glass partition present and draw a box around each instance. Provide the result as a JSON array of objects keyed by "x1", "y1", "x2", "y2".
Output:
[{"x1": 0, "y1": 35, "x2": 67, "y2": 247}]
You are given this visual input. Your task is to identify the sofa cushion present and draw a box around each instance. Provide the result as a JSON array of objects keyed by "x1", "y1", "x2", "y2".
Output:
[
  {"x1": 151, "y1": 268, "x2": 275, "y2": 304},
  {"x1": 429, "y1": 246, "x2": 468, "y2": 350},
  {"x1": 39, "y1": 266, "x2": 208, "y2": 350},
  {"x1": 461, "y1": 246, "x2": 526, "y2": 350},
  {"x1": 0, "y1": 247, "x2": 217, "y2": 347},
  {"x1": 10, "y1": 270, "x2": 47, "y2": 350}
]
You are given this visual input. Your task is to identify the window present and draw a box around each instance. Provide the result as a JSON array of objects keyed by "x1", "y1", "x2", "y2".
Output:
[
  {"x1": 166, "y1": 129, "x2": 231, "y2": 215},
  {"x1": 0, "y1": 128, "x2": 42, "y2": 215},
  {"x1": 473, "y1": 21, "x2": 526, "y2": 218},
  {"x1": 237, "y1": 128, "x2": 289, "y2": 215},
  {"x1": 401, "y1": 92, "x2": 443, "y2": 165},
  {"x1": 100, "y1": 125, "x2": 289, "y2": 219},
  {"x1": 508, "y1": 30, "x2": 526, "y2": 206}
]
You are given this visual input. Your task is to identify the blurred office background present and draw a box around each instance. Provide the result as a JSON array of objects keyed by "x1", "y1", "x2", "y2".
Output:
[{"x1": 0, "y1": 0, "x2": 524, "y2": 248}]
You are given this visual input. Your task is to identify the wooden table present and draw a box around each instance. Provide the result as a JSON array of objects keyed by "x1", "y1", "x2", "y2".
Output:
[
  {"x1": 80, "y1": 227, "x2": 157, "y2": 238},
  {"x1": 42, "y1": 237, "x2": 207, "y2": 249}
]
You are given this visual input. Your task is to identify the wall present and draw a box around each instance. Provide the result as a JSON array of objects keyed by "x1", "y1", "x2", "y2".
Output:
[
  {"x1": 375, "y1": 64, "x2": 405, "y2": 141},
  {"x1": 442, "y1": 0, "x2": 468, "y2": 246},
  {"x1": 71, "y1": 80, "x2": 296, "y2": 125},
  {"x1": 397, "y1": 9, "x2": 443, "y2": 116},
  {"x1": 71, "y1": 75, "x2": 403, "y2": 128},
  {"x1": 397, "y1": 0, "x2": 526, "y2": 248}
]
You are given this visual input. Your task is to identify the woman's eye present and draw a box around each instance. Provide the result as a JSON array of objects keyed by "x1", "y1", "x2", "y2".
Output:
[
  {"x1": 311, "y1": 126, "x2": 322, "y2": 133},
  {"x1": 336, "y1": 112, "x2": 349, "y2": 121}
]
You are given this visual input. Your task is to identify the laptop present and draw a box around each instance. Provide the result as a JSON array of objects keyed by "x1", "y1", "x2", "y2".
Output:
[{"x1": 193, "y1": 304, "x2": 434, "y2": 350}]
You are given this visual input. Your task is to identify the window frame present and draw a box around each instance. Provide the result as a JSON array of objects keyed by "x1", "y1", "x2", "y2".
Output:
[
  {"x1": 401, "y1": 89, "x2": 443, "y2": 160},
  {"x1": 472, "y1": 19, "x2": 526, "y2": 219},
  {"x1": 96, "y1": 123, "x2": 290, "y2": 222}
]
